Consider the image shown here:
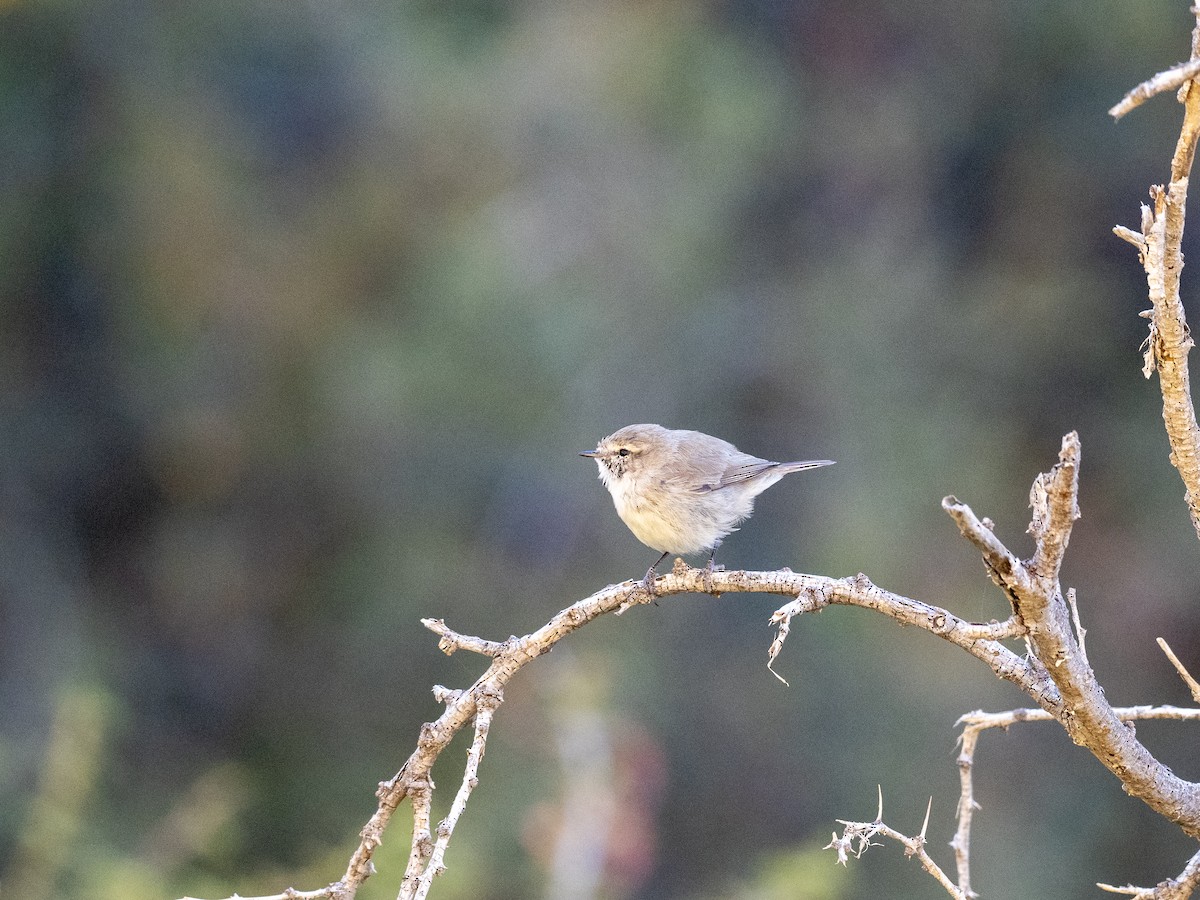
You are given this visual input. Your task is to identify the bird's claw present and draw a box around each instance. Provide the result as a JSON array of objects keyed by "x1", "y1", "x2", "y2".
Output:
[
  {"x1": 639, "y1": 567, "x2": 660, "y2": 601},
  {"x1": 698, "y1": 549, "x2": 729, "y2": 594}
]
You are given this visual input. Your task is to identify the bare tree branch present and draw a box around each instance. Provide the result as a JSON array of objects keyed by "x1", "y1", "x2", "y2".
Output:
[
  {"x1": 1110, "y1": 58, "x2": 1200, "y2": 120},
  {"x1": 766, "y1": 571, "x2": 1037, "y2": 695},
  {"x1": 952, "y1": 706, "x2": 1200, "y2": 899},
  {"x1": 1113, "y1": 8, "x2": 1200, "y2": 540},
  {"x1": 407, "y1": 695, "x2": 498, "y2": 900},
  {"x1": 1099, "y1": 844, "x2": 1200, "y2": 898},
  {"x1": 186, "y1": 556, "x2": 1048, "y2": 900},
  {"x1": 187, "y1": 423, "x2": 1200, "y2": 900},
  {"x1": 824, "y1": 789, "x2": 966, "y2": 899},
  {"x1": 237, "y1": 561, "x2": 1045, "y2": 900},
  {"x1": 939, "y1": 435, "x2": 1200, "y2": 840},
  {"x1": 180, "y1": 889, "x2": 334, "y2": 900},
  {"x1": 951, "y1": 725, "x2": 980, "y2": 899},
  {"x1": 1159, "y1": 638, "x2": 1200, "y2": 704}
]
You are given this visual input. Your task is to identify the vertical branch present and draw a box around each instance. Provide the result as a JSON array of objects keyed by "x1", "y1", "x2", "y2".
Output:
[
  {"x1": 957, "y1": 707, "x2": 1200, "y2": 900},
  {"x1": 952, "y1": 723, "x2": 982, "y2": 899},
  {"x1": 399, "y1": 776, "x2": 435, "y2": 899},
  {"x1": 1113, "y1": 10, "x2": 1200, "y2": 539},
  {"x1": 412, "y1": 695, "x2": 499, "y2": 900}
]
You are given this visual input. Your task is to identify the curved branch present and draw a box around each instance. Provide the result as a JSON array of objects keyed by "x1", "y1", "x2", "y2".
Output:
[
  {"x1": 270, "y1": 558, "x2": 1055, "y2": 900},
  {"x1": 765, "y1": 571, "x2": 1048, "y2": 700},
  {"x1": 185, "y1": 440, "x2": 1200, "y2": 900}
]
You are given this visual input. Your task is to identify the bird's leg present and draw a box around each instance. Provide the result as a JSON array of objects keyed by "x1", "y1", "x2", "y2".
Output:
[
  {"x1": 703, "y1": 548, "x2": 718, "y2": 593},
  {"x1": 640, "y1": 550, "x2": 670, "y2": 597}
]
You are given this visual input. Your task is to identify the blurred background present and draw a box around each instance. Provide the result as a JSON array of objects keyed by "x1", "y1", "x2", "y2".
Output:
[{"x1": 2, "y1": 0, "x2": 1200, "y2": 897}]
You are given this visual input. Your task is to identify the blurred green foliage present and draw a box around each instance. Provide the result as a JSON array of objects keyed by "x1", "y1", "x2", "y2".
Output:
[{"x1": 2, "y1": 0, "x2": 1200, "y2": 898}]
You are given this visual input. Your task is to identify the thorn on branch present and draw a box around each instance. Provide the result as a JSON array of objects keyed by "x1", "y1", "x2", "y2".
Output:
[
  {"x1": 1142, "y1": 330, "x2": 1159, "y2": 379},
  {"x1": 823, "y1": 801, "x2": 967, "y2": 898},
  {"x1": 1067, "y1": 589, "x2": 1089, "y2": 667},
  {"x1": 766, "y1": 609, "x2": 794, "y2": 686}
]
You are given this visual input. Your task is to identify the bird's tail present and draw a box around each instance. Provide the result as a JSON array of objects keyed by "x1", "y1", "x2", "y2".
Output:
[{"x1": 776, "y1": 459, "x2": 836, "y2": 474}]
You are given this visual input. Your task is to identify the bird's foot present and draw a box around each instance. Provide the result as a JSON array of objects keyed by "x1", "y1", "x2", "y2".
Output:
[
  {"x1": 629, "y1": 551, "x2": 670, "y2": 605},
  {"x1": 702, "y1": 557, "x2": 724, "y2": 595},
  {"x1": 638, "y1": 566, "x2": 660, "y2": 603}
]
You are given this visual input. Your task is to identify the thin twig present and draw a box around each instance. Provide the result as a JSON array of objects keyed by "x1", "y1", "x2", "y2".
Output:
[
  {"x1": 410, "y1": 697, "x2": 498, "y2": 900},
  {"x1": 1098, "y1": 843, "x2": 1200, "y2": 898},
  {"x1": 960, "y1": 706, "x2": 1200, "y2": 729},
  {"x1": 767, "y1": 571, "x2": 1037, "y2": 699},
  {"x1": 1110, "y1": 58, "x2": 1200, "y2": 120},
  {"x1": 952, "y1": 724, "x2": 982, "y2": 899},
  {"x1": 1159, "y1": 638, "x2": 1200, "y2": 704},
  {"x1": 1114, "y1": 224, "x2": 1147, "y2": 248},
  {"x1": 1067, "y1": 588, "x2": 1089, "y2": 668},
  {"x1": 824, "y1": 792, "x2": 966, "y2": 899},
  {"x1": 421, "y1": 619, "x2": 508, "y2": 657}
]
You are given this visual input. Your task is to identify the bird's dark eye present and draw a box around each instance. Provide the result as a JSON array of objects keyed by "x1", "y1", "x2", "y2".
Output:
[{"x1": 618, "y1": 447, "x2": 630, "y2": 456}]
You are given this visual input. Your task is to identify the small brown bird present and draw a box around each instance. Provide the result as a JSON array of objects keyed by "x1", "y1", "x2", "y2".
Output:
[{"x1": 581, "y1": 424, "x2": 834, "y2": 587}]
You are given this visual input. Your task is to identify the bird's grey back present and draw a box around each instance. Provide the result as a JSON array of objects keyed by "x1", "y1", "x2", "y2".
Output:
[
  {"x1": 655, "y1": 429, "x2": 768, "y2": 491},
  {"x1": 613, "y1": 425, "x2": 833, "y2": 493}
]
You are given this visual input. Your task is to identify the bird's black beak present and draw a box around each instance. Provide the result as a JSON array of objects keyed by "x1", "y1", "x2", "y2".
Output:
[{"x1": 579, "y1": 449, "x2": 599, "y2": 458}]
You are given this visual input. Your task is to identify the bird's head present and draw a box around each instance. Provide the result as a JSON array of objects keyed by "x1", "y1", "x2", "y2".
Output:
[{"x1": 579, "y1": 424, "x2": 669, "y2": 484}]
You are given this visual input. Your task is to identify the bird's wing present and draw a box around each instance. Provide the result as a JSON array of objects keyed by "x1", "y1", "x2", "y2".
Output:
[{"x1": 693, "y1": 460, "x2": 778, "y2": 492}]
